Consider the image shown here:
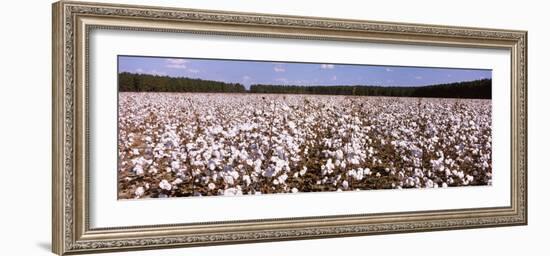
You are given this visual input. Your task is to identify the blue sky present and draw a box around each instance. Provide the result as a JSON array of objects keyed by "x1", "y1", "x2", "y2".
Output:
[{"x1": 118, "y1": 55, "x2": 491, "y2": 89}]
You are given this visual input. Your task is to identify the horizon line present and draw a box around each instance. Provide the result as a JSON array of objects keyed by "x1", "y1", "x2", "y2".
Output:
[{"x1": 118, "y1": 71, "x2": 491, "y2": 89}]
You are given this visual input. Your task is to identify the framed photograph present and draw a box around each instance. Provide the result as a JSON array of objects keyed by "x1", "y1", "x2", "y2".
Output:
[{"x1": 52, "y1": 1, "x2": 527, "y2": 255}]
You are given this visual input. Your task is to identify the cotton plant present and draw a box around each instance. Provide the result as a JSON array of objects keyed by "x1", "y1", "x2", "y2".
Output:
[{"x1": 118, "y1": 93, "x2": 492, "y2": 199}]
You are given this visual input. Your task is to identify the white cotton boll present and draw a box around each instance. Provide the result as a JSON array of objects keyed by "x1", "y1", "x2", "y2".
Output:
[
  {"x1": 397, "y1": 171, "x2": 405, "y2": 179},
  {"x1": 159, "y1": 179, "x2": 172, "y2": 191},
  {"x1": 173, "y1": 178, "x2": 183, "y2": 185},
  {"x1": 133, "y1": 164, "x2": 144, "y2": 175},
  {"x1": 356, "y1": 170, "x2": 364, "y2": 181},
  {"x1": 335, "y1": 150, "x2": 344, "y2": 160},
  {"x1": 144, "y1": 136, "x2": 152, "y2": 143},
  {"x1": 208, "y1": 161, "x2": 216, "y2": 171},
  {"x1": 291, "y1": 188, "x2": 299, "y2": 193},
  {"x1": 447, "y1": 177, "x2": 455, "y2": 185},
  {"x1": 230, "y1": 170, "x2": 240, "y2": 180},
  {"x1": 134, "y1": 186, "x2": 145, "y2": 198},
  {"x1": 132, "y1": 148, "x2": 140, "y2": 156},
  {"x1": 145, "y1": 158, "x2": 153, "y2": 165},
  {"x1": 223, "y1": 175, "x2": 235, "y2": 185},
  {"x1": 466, "y1": 175, "x2": 474, "y2": 183},
  {"x1": 224, "y1": 187, "x2": 243, "y2": 196},
  {"x1": 426, "y1": 179, "x2": 434, "y2": 188},
  {"x1": 243, "y1": 175, "x2": 251, "y2": 186},
  {"x1": 171, "y1": 161, "x2": 180, "y2": 170},
  {"x1": 364, "y1": 168, "x2": 371, "y2": 176},
  {"x1": 208, "y1": 183, "x2": 216, "y2": 190},
  {"x1": 288, "y1": 121, "x2": 296, "y2": 130},
  {"x1": 342, "y1": 180, "x2": 349, "y2": 190},
  {"x1": 299, "y1": 166, "x2": 307, "y2": 176},
  {"x1": 406, "y1": 178, "x2": 415, "y2": 187},
  {"x1": 212, "y1": 150, "x2": 221, "y2": 159},
  {"x1": 325, "y1": 159, "x2": 335, "y2": 171}
]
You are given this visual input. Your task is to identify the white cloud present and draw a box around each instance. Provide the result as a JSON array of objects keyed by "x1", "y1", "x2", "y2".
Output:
[
  {"x1": 149, "y1": 70, "x2": 166, "y2": 76},
  {"x1": 273, "y1": 66, "x2": 286, "y2": 72},
  {"x1": 415, "y1": 76, "x2": 423, "y2": 80},
  {"x1": 331, "y1": 75, "x2": 337, "y2": 81},
  {"x1": 294, "y1": 80, "x2": 310, "y2": 84},
  {"x1": 166, "y1": 59, "x2": 187, "y2": 64},
  {"x1": 275, "y1": 78, "x2": 289, "y2": 83},
  {"x1": 385, "y1": 68, "x2": 393, "y2": 72},
  {"x1": 320, "y1": 64, "x2": 335, "y2": 69},
  {"x1": 187, "y1": 69, "x2": 200, "y2": 73},
  {"x1": 166, "y1": 64, "x2": 186, "y2": 69},
  {"x1": 165, "y1": 58, "x2": 188, "y2": 69},
  {"x1": 135, "y1": 68, "x2": 144, "y2": 73},
  {"x1": 243, "y1": 75, "x2": 251, "y2": 80}
]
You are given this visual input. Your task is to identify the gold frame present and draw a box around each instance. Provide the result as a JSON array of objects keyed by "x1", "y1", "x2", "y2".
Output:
[{"x1": 52, "y1": 1, "x2": 527, "y2": 255}]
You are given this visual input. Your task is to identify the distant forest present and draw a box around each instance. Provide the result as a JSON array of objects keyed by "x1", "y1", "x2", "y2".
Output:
[
  {"x1": 119, "y1": 72, "x2": 491, "y2": 99},
  {"x1": 119, "y1": 72, "x2": 246, "y2": 93}
]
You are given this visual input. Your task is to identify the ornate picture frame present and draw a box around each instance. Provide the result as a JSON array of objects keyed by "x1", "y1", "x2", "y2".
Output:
[{"x1": 52, "y1": 1, "x2": 527, "y2": 255}]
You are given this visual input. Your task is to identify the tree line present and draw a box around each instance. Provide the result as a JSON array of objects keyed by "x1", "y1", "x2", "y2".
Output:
[
  {"x1": 119, "y1": 72, "x2": 491, "y2": 99},
  {"x1": 119, "y1": 72, "x2": 246, "y2": 93},
  {"x1": 249, "y1": 79, "x2": 491, "y2": 99}
]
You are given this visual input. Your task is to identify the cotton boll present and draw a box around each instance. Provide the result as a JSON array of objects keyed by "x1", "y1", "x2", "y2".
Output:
[
  {"x1": 134, "y1": 187, "x2": 145, "y2": 198},
  {"x1": 159, "y1": 179, "x2": 172, "y2": 191},
  {"x1": 208, "y1": 161, "x2": 216, "y2": 171},
  {"x1": 208, "y1": 183, "x2": 216, "y2": 190},
  {"x1": 243, "y1": 175, "x2": 252, "y2": 186},
  {"x1": 342, "y1": 180, "x2": 349, "y2": 190},
  {"x1": 133, "y1": 164, "x2": 144, "y2": 175},
  {"x1": 171, "y1": 161, "x2": 180, "y2": 171},
  {"x1": 425, "y1": 179, "x2": 434, "y2": 188},
  {"x1": 296, "y1": 166, "x2": 306, "y2": 177},
  {"x1": 224, "y1": 187, "x2": 243, "y2": 196},
  {"x1": 223, "y1": 175, "x2": 235, "y2": 185},
  {"x1": 335, "y1": 149, "x2": 344, "y2": 160}
]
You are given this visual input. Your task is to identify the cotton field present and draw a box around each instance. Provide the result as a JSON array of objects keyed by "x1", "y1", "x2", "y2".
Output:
[{"x1": 118, "y1": 93, "x2": 492, "y2": 199}]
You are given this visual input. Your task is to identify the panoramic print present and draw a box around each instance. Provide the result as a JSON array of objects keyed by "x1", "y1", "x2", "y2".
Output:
[{"x1": 117, "y1": 56, "x2": 492, "y2": 199}]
